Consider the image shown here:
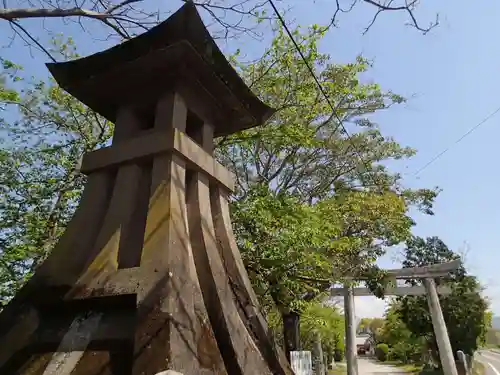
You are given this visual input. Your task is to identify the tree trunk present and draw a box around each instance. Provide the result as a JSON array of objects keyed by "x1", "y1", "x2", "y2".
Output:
[
  {"x1": 313, "y1": 331, "x2": 325, "y2": 375},
  {"x1": 282, "y1": 310, "x2": 301, "y2": 362}
]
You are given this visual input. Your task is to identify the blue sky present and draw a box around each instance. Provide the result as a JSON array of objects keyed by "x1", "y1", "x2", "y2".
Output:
[{"x1": 1, "y1": 0, "x2": 499, "y2": 317}]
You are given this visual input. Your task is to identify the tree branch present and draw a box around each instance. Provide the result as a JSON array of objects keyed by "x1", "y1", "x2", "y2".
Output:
[
  {"x1": 0, "y1": 6, "x2": 123, "y2": 21},
  {"x1": 362, "y1": 0, "x2": 439, "y2": 34}
]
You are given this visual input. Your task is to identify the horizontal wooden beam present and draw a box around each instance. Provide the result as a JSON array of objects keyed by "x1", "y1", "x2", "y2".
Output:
[
  {"x1": 384, "y1": 259, "x2": 462, "y2": 279},
  {"x1": 81, "y1": 129, "x2": 173, "y2": 174},
  {"x1": 80, "y1": 128, "x2": 235, "y2": 191},
  {"x1": 330, "y1": 285, "x2": 452, "y2": 297},
  {"x1": 347, "y1": 260, "x2": 462, "y2": 281}
]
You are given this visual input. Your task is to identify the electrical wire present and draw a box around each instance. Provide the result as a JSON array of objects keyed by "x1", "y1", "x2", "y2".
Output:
[
  {"x1": 268, "y1": 0, "x2": 500, "y2": 183},
  {"x1": 413, "y1": 105, "x2": 500, "y2": 177},
  {"x1": 267, "y1": 0, "x2": 385, "y2": 189}
]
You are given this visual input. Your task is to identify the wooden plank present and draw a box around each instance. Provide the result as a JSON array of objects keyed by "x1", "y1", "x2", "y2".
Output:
[
  {"x1": 67, "y1": 108, "x2": 147, "y2": 298},
  {"x1": 330, "y1": 285, "x2": 453, "y2": 297},
  {"x1": 185, "y1": 121, "x2": 273, "y2": 375},
  {"x1": 132, "y1": 92, "x2": 227, "y2": 374},
  {"x1": 34, "y1": 311, "x2": 134, "y2": 347},
  {"x1": 80, "y1": 129, "x2": 174, "y2": 174},
  {"x1": 79, "y1": 127, "x2": 235, "y2": 192}
]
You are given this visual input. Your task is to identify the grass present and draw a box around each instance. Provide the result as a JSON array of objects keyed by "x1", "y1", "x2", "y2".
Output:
[
  {"x1": 327, "y1": 360, "x2": 420, "y2": 375},
  {"x1": 384, "y1": 360, "x2": 424, "y2": 374},
  {"x1": 377, "y1": 360, "x2": 444, "y2": 374},
  {"x1": 328, "y1": 368, "x2": 347, "y2": 375},
  {"x1": 329, "y1": 358, "x2": 485, "y2": 375},
  {"x1": 327, "y1": 360, "x2": 452, "y2": 375},
  {"x1": 471, "y1": 360, "x2": 486, "y2": 375}
]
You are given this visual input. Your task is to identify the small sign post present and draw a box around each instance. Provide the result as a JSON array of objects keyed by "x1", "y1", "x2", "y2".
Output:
[
  {"x1": 456, "y1": 350, "x2": 470, "y2": 375},
  {"x1": 290, "y1": 351, "x2": 313, "y2": 375}
]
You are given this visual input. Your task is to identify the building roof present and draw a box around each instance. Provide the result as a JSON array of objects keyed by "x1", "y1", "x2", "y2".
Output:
[
  {"x1": 46, "y1": 2, "x2": 275, "y2": 137},
  {"x1": 355, "y1": 335, "x2": 370, "y2": 346}
]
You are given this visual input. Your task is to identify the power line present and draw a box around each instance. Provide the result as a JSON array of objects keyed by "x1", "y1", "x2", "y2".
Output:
[
  {"x1": 413, "y1": 105, "x2": 500, "y2": 177},
  {"x1": 267, "y1": 0, "x2": 385, "y2": 189},
  {"x1": 268, "y1": 0, "x2": 500, "y2": 182}
]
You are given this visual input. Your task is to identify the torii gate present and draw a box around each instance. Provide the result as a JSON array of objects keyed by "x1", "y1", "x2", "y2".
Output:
[
  {"x1": 331, "y1": 259, "x2": 462, "y2": 375},
  {"x1": 0, "y1": 3, "x2": 294, "y2": 375}
]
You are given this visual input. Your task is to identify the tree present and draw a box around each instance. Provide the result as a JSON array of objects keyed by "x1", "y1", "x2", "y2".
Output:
[
  {"x1": 485, "y1": 329, "x2": 500, "y2": 347},
  {"x1": 0, "y1": 0, "x2": 438, "y2": 61},
  {"x1": 266, "y1": 299, "x2": 345, "y2": 362},
  {"x1": 300, "y1": 301, "x2": 345, "y2": 364},
  {"x1": 358, "y1": 317, "x2": 384, "y2": 342},
  {"x1": 0, "y1": 23, "x2": 438, "y2": 359},
  {"x1": 222, "y1": 25, "x2": 436, "y2": 216},
  {"x1": 232, "y1": 185, "x2": 418, "y2": 311},
  {"x1": 396, "y1": 236, "x2": 490, "y2": 362},
  {"x1": 375, "y1": 343, "x2": 389, "y2": 362},
  {"x1": 222, "y1": 22, "x2": 437, "y2": 354},
  {"x1": 378, "y1": 303, "x2": 426, "y2": 363}
]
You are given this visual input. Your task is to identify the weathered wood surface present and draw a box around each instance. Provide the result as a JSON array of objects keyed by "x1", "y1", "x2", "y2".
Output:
[
  {"x1": 185, "y1": 120, "x2": 273, "y2": 375},
  {"x1": 330, "y1": 285, "x2": 453, "y2": 297},
  {"x1": 0, "y1": 90, "x2": 292, "y2": 374},
  {"x1": 384, "y1": 259, "x2": 462, "y2": 278},
  {"x1": 41, "y1": 313, "x2": 102, "y2": 375},
  {"x1": 344, "y1": 259, "x2": 462, "y2": 281},
  {"x1": 80, "y1": 128, "x2": 234, "y2": 191},
  {"x1": 0, "y1": 4, "x2": 291, "y2": 374}
]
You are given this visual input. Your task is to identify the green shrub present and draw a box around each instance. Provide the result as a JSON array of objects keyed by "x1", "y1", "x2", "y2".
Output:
[
  {"x1": 471, "y1": 360, "x2": 486, "y2": 375},
  {"x1": 333, "y1": 348, "x2": 344, "y2": 362},
  {"x1": 375, "y1": 343, "x2": 389, "y2": 362}
]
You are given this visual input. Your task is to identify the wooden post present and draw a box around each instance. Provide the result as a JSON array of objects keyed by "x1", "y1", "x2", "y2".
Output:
[
  {"x1": 344, "y1": 285, "x2": 358, "y2": 375},
  {"x1": 457, "y1": 350, "x2": 470, "y2": 375},
  {"x1": 329, "y1": 262, "x2": 462, "y2": 375},
  {"x1": 424, "y1": 278, "x2": 458, "y2": 375}
]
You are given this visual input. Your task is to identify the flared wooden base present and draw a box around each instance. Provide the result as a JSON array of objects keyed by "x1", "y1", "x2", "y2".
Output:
[{"x1": 0, "y1": 93, "x2": 293, "y2": 375}]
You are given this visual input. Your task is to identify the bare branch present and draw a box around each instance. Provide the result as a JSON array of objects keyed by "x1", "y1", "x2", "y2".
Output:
[
  {"x1": 9, "y1": 20, "x2": 56, "y2": 62},
  {"x1": 362, "y1": 0, "x2": 439, "y2": 34},
  {"x1": 0, "y1": 6, "x2": 118, "y2": 21},
  {"x1": 105, "y1": 0, "x2": 142, "y2": 14},
  {"x1": 0, "y1": 0, "x2": 437, "y2": 65}
]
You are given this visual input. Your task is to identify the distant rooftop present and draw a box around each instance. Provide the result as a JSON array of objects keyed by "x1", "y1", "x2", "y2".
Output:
[{"x1": 355, "y1": 336, "x2": 370, "y2": 346}]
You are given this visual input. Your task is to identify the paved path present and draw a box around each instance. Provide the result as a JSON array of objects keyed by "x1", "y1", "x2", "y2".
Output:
[
  {"x1": 357, "y1": 358, "x2": 409, "y2": 374},
  {"x1": 475, "y1": 349, "x2": 500, "y2": 375}
]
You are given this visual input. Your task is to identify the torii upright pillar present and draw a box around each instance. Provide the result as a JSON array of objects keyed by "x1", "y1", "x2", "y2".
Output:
[{"x1": 0, "y1": 3, "x2": 293, "y2": 375}]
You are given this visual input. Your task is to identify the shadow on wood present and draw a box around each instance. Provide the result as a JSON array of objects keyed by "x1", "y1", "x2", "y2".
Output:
[{"x1": 0, "y1": 3, "x2": 293, "y2": 375}]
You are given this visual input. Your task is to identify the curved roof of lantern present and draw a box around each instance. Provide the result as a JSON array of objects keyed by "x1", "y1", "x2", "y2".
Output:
[{"x1": 46, "y1": 2, "x2": 275, "y2": 137}]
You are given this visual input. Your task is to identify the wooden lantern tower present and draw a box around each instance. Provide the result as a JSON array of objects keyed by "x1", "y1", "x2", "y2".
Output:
[{"x1": 0, "y1": 3, "x2": 294, "y2": 375}]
